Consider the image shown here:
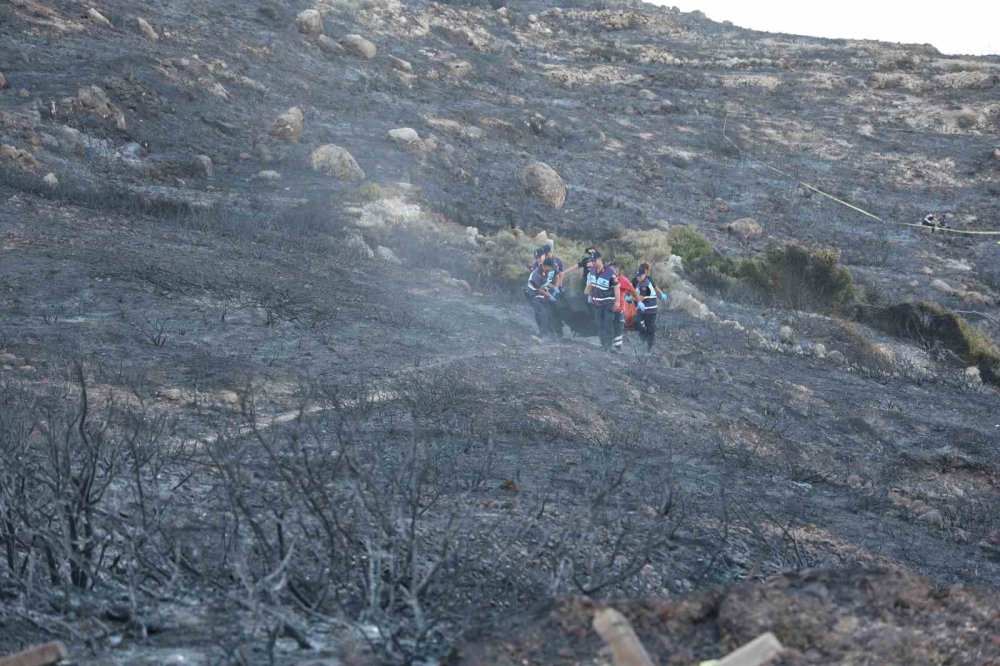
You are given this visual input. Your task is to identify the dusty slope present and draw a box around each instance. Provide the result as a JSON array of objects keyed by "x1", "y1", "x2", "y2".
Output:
[{"x1": 1, "y1": 0, "x2": 999, "y2": 664}]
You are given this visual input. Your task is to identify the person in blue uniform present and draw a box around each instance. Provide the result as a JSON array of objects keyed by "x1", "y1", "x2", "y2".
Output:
[
  {"x1": 633, "y1": 262, "x2": 661, "y2": 351},
  {"x1": 584, "y1": 252, "x2": 620, "y2": 351}
]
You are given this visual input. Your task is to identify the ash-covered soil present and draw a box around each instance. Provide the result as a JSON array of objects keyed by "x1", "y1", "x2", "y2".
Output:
[{"x1": 1, "y1": 0, "x2": 999, "y2": 664}]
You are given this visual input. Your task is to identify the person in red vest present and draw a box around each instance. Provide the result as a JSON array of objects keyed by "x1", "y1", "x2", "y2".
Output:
[{"x1": 609, "y1": 261, "x2": 639, "y2": 351}]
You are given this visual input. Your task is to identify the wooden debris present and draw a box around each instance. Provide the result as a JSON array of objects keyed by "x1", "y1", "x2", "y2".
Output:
[
  {"x1": 0, "y1": 641, "x2": 69, "y2": 666},
  {"x1": 593, "y1": 607, "x2": 655, "y2": 666},
  {"x1": 700, "y1": 632, "x2": 784, "y2": 666}
]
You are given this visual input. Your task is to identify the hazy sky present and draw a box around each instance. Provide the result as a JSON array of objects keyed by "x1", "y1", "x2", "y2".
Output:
[{"x1": 655, "y1": 1, "x2": 999, "y2": 56}]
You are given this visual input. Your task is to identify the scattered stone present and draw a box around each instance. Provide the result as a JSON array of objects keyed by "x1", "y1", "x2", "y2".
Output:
[
  {"x1": 813, "y1": 343, "x2": 827, "y2": 359},
  {"x1": 426, "y1": 117, "x2": 482, "y2": 140},
  {"x1": 77, "y1": 85, "x2": 115, "y2": 115},
  {"x1": 296, "y1": 9, "x2": 323, "y2": 36},
  {"x1": 87, "y1": 7, "x2": 114, "y2": 29},
  {"x1": 387, "y1": 127, "x2": 421, "y2": 146},
  {"x1": 317, "y1": 35, "x2": 344, "y2": 56},
  {"x1": 962, "y1": 290, "x2": 992, "y2": 305},
  {"x1": 309, "y1": 144, "x2": 365, "y2": 181},
  {"x1": 993, "y1": 147, "x2": 1000, "y2": 161},
  {"x1": 194, "y1": 154, "x2": 213, "y2": 177},
  {"x1": 965, "y1": 366, "x2": 982, "y2": 383},
  {"x1": 917, "y1": 509, "x2": 945, "y2": 528},
  {"x1": 218, "y1": 390, "x2": 239, "y2": 406},
  {"x1": 239, "y1": 152, "x2": 251, "y2": 160},
  {"x1": 269, "y1": 106, "x2": 304, "y2": 141},
  {"x1": 779, "y1": 325, "x2": 795, "y2": 345},
  {"x1": 652, "y1": 219, "x2": 670, "y2": 232},
  {"x1": 18, "y1": 365, "x2": 35, "y2": 372},
  {"x1": 375, "y1": 245, "x2": 401, "y2": 265},
  {"x1": 0, "y1": 353, "x2": 18, "y2": 364},
  {"x1": 136, "y1": 16, "x2": 159, "y2": 40},
  {"x1": 159, "y1": 388, "x2": 183, "y2": 401},
  {"x1": 253, "y1": 169, "x2": 281, "y2": 181},
  {"x1": 919, "y1": 267, "x2": 933, "y2": 276},
  {"x1": 344, "y1": 230, "x2": 374, "y2": 259},
  {"x1": 519, "y1": 161, "x2": 566, "y2": 209},
  {"x1": 0, "y1": 71, "x2": 5, "y2": 90},
  {"x1": 930, "y1": 278, "x2": 955, "y2": 295},
  {"x1": 341, "y1": 34, "x2": 376, "y2": 59},
  {"x1": 726, "y1": 217, "x2": 763, "y2": 242},
  {"x1": 388, "y1": 55, "x2": 412, "y2": 73},
  {"x1": 638, "y1": 88, "x2": 656, "y2": 100},
  {"x1": 42, "y1": 172, "x2": 58, "y2": 187}
]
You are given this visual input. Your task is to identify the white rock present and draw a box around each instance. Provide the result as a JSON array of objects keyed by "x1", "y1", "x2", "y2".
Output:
[
  {"x1": 813, "y1": 343, "x2": 827, "y2": 358},
  {"x1": 387, "y1": 127, "x2": 421, "y2": 146},
  {"x1": 253, "y1": 170, "x2": 281, "y2": 181},
  {"x1": 964, "y1": 366, "x2": 982, "y2": 383},
  {"x1": 827, "y1": 350, "x2": 846, "y2": 364},
  {"x1": 309, "y1": 144, "x2": 364, "y2": 181},
  {"x1": 218, "y1": 390, "x2": 239, "y2": 406},
  {"x1": 296, "y1": 9, "x2": 323, "y2": 36},
  {"x1": 341, "y1": 34, "x2": 376, "y2": 59},
  {"x1": 87, "y1": 7, "x2": 113, "y2": 29},
  {"x1": 194, "y1": 154, "x2": 213, "y2": 177},
  {"x1": 375, "y1": 245, "x2": 401, "y2": 265},
  {"x1": 388, "y1": 55, "x2": 412, "y2": 73},
  {"x1": 136, "y1": 17, "x2": 159, "y2": 41},
  {"x1": 269, "y1": 106, "x2": 304, "y2": 141},
  {"x1": 779, "y1": 325, "x2": 795, "y2": 345},
  {"x1": 930, "y1": 278, "x2": 954, "y2": 295},
  {"x1": 42, "y1": 172, "x2": 59, "y2": 187}
]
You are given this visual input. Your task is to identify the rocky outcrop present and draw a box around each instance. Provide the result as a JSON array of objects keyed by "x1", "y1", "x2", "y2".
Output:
[
  {"x1": 520, "y1": 161, "x2": 566, "y2": 209},
  {"x1": 309, "y1": 144, "x2": 364, "y2": 181},
  {"x1": 269, "y1": 106, "x2": 303, "y2": 141}
]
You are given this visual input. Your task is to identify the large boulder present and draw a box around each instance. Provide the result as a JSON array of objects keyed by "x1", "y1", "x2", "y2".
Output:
[
  {"x1": 309, "y1": 144, "x2": 364, "y2": 181},
  {"x1": 341, "y1": 34, "x2": 376, "y2": 59},
  {"x1": 296, "y1": 9, "x2": 323, "y2": 36},
  {"x1": 387, "y1": 127, "x2": 421, "y2": 147},
  {"x1": 269, "y1": 106, "x2": 303, "y2": 141},
  {"x1": 317, "y1": 35, "x2": 344, "y2": 56},
  {"x1": 726, "y1": 217, "x2": 763, "y2": 241},
  {"x1": 520, "y1": 161, "x2": 566, "y2": 209}
]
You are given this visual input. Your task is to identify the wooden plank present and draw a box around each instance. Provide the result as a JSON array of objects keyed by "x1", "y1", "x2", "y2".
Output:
[
  {"x1": 715, "y1": 632, "x2": 783, "y2": 666},
  {"x1": 592, "y1": 608, "x2": 656, "y2": 666},
  {"x1": 0, "y1": 641, "x2": 69, "y2": 666}
]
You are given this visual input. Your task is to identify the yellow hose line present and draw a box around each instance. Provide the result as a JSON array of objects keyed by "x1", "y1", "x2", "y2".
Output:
[{"x1": 721, "y1": 133, "x2": 1000, "y2": 238}]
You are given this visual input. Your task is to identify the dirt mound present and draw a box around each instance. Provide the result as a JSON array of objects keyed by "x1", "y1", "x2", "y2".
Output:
[{"x1": 451, "y1": 568, "x2": 1000, "y2": 665}]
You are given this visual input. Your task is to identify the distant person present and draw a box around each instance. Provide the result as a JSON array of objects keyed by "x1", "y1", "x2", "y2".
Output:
[
  {"x1": 584, "y1": 252, "x2": 620, "y2": 351},
  {"x1": 922, "y1": 213, "x2": 947, "y2": 232}
]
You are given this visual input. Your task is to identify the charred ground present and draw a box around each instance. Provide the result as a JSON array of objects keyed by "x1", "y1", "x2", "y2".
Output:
[{"x1": 1, "y1": 0, "x2": 999, "y2": 663}]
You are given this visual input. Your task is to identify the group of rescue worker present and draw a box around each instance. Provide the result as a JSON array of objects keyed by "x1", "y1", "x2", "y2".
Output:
[{"x1": 524, "y1": 244, "x2": 668, "y2": 353}]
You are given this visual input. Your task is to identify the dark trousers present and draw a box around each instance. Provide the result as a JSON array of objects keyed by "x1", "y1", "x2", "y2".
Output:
[
  {"x1": 531, "y1": 299, "x2": 560, "y2": 337},
  {"x1": 612, "y1": 310, "x2": 625, "y2": 349},
  {"x1": 593, "y1": 307, "x2": 615, "y2": 350},
  {"x1": 636, "y1": 310, "x2": 657, "y2": 349}
]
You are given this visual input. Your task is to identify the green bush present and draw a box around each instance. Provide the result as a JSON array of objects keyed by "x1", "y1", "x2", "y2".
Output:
[
  {"x1": 736, "y1": 243, "x2": 856, "y2": 312},
  {"x1": 667, "y1": 225, "x2": 731, "y2": 273}
]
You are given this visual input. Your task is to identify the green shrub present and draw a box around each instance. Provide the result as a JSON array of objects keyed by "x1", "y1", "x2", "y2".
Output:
[
  {"x1": 737, "y1": 243, "x2": 856, "y2": 312},
  {"x1": 667, "y1": 225, "x2": 730, "y2": 273}
]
